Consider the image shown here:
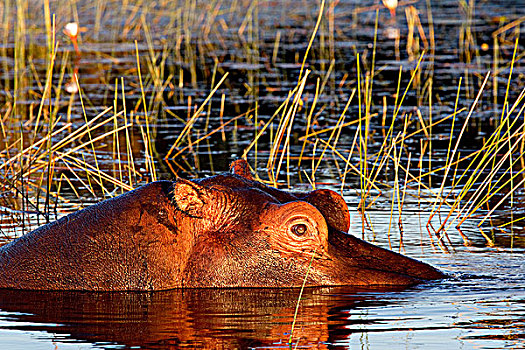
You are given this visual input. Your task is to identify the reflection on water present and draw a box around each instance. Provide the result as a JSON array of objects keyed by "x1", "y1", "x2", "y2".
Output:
[
  {"x1": 0, "y1": 251, "x2": 523, "y2": 349},
  {"x1": 0, "y1": 286, "x2": 405, "y2": 349}
]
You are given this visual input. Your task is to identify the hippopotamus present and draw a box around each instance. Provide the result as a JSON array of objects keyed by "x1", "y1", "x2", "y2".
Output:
[{"x1": 0, "y1": 159, "x2": 444, "y2": 291}]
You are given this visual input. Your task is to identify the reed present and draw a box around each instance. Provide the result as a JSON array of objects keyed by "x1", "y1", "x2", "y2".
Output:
[{"x1": 1, "y1": 0, "x2": 524, "y2": 249}]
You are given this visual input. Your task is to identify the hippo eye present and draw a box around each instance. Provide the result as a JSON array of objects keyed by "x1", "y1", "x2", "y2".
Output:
[{"x1": 292, "y1": 223, "x2": 308, "y2": 236}]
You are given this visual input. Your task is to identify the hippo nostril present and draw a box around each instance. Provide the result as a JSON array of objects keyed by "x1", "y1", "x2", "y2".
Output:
[{"x1": 292, "y1": 223, "x2": 308, "y2": 236}]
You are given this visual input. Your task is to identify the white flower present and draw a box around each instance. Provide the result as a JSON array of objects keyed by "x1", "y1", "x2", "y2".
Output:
[
  {"x1": 64, "y1": 22, "x2": 79, "y2": 38},
  {"x1": 64, "y1": 79, "x2": 78, "y2": 94},
  {"x1": 382, "y1": 0, "x2": 398, "y2": 10},
  {"x1": 64, "y1": 82, "x2": 78, "y2": 94},
  {"x1": 382, "y1": 0, "x2": 398, "y2": 17}
]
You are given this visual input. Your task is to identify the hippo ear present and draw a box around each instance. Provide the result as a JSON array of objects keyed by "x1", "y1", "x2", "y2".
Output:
[
  {"x1": 170, "y1": 179, "x2": 211, "y2": 218},
  {"x1": 230, "y1": 159, "x2": 254, "y2": 180},
  {"x1": 300, "y1": 189, "x2": 350, "y2": 232}
]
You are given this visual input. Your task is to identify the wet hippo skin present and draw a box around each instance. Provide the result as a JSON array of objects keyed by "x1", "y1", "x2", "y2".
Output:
[{"x1": 0, "y1": 159, "x2": 444, "y2": 291}]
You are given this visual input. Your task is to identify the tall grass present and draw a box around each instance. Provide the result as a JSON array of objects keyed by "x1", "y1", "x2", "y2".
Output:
[{"x1": 0, "y1": 0, "x2": 524, "y2": 248}]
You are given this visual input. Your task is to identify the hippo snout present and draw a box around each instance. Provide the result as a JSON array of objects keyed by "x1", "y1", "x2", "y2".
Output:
[{"x1": 322, "y1": 228, "x2": 445, "y2": 286}]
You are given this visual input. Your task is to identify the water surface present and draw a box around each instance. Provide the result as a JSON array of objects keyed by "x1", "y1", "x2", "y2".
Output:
[{"x1": 0, "y1": 249, "x2": 523, "y2": 349}]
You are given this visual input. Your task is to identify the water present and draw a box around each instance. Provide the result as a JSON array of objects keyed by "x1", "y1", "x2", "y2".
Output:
[
  {"x1": 1, "y1": 0, "x2": 525, "y2": 348},
  {"x1": 0, "y1": 250, "x2": 523, "y2": 349}
]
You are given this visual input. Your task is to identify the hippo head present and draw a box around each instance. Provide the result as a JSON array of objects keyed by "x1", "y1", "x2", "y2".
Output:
[{"x1": 170, "y1": 160, "x2": 444, "y2": 288}]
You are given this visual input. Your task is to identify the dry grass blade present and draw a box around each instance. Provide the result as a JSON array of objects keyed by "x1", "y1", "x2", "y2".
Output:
[{"x1": 165, "y1": 73, "x2": 230, "y2": 158}]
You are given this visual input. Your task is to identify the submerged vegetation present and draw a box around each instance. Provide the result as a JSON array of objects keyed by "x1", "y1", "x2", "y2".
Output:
[{"x1": 0, "y1": 0, "x2": 524, "y2": 251}]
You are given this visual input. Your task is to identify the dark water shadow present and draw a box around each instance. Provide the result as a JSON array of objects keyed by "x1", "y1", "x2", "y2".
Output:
[{"x1": 0, "y1": 286, "x2": 412, "y2": 349}]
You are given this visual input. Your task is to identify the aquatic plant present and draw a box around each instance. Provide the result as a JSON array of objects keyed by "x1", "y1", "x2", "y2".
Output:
[{"x1": 0, "y1": 0, "x2": 523, "y2": 251}]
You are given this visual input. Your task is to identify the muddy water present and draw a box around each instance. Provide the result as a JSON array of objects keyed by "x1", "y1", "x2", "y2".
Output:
[{"x1": 1, "y1": 0, "x2": 525, "y2": 349}]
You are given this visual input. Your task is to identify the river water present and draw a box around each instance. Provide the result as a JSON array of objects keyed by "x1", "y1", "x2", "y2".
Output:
[
  {"x1": 0, "y1": 247, "x2": 523, "y2": 349},
  {"x1": 1, "y1": 0, "x2": 524, "y2": 348}
]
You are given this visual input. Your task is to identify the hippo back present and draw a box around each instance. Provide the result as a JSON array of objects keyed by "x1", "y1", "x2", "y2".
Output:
[{"x1": 0, "y1": 181, "x2": 188, "y2": 291}]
